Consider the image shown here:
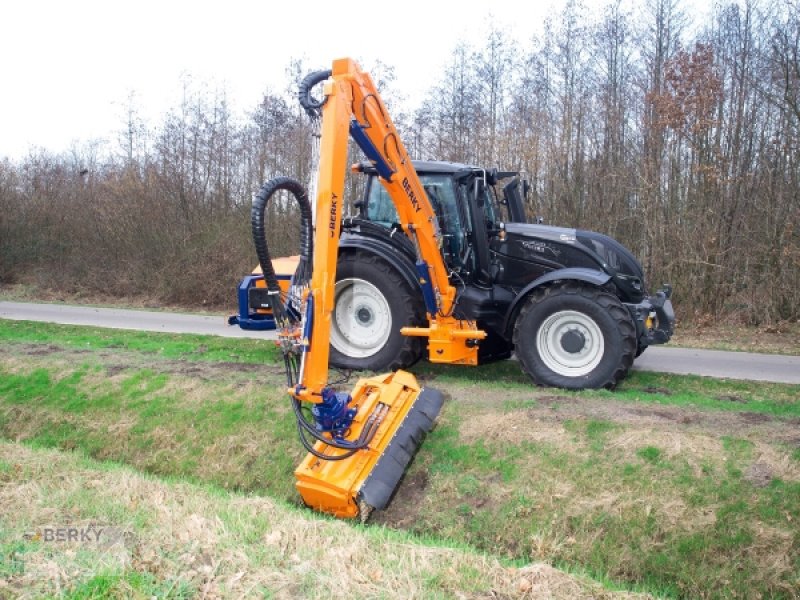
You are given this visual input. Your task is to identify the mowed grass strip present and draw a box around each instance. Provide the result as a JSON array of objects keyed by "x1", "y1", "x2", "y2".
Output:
[
  {"x1": 397, "y1": 399, "x2": 800, "y2": 599},
  {"x1": 0, "y1": 319, "x2": 280, "y2": 365},
  {"x1": 415, "y1": 359, "x2": 800, "y2": 418},
  {"x1": 0, "y1": 442, "x2": 645, "y2": 599},
  {"x1": 1, "y1": 320, "x2": 799, "y2": 598}
]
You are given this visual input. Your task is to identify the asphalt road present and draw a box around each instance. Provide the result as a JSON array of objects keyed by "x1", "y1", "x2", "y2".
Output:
[{"x1": 2, "y1": 301, "x2": 799, "y2": 385}]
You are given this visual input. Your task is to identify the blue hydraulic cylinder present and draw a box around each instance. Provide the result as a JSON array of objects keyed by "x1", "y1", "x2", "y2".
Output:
[
  {"x1": 349, "y1": 120, "x2": 395, "y2": 180},
  {"x1": 302, "y1": 292, "x2": 314, "y2": 352},
  {"x1": 415, "y1": 260, "x2": 439, "y2": 315}
]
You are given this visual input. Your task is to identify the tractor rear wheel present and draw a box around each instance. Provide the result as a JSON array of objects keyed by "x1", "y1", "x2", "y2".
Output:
[
  {"x1": 513, "y1": 282, "x2": 636, "y2": 389},
  {"x1": 330, "y1": 252, "x2": 425, "y2": 371}
]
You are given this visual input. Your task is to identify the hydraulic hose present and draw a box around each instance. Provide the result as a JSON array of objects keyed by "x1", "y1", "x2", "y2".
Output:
[
  {"x1": 292, "y1": 398, "x2": 387, "y2": 461},
  {"x1": 298, "y1": 69, "x2": 332, "y2": 119},
  {"x1": 251, "y1": 176, "x2": 313, "y2": 326}
]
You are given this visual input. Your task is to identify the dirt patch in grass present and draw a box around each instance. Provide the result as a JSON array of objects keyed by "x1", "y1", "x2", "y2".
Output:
[
  {"x1": 104, "y1": 364, "x2": 128, "y2": 377},
  {"x1": 460, "y1": 411, "x2": 575, "y2": 448},
  {"x1": 372, "y1": 470, "x2": 431, "y2": 528},
  {"x1": 17, "y1": 343, "x2": 63, "y2": 357},
  {"x1": 459, "y1": 394, "x2": 800, "y2": 446},
  {"x1": 159, "y1": 360, "x2": 270, "y2": 378},
  {"x1": 0, "y1": 344, "x2": 279, "y2": 384},
  {"x1": 99, "y1": 352, "x2": 278, "y2": 380}
]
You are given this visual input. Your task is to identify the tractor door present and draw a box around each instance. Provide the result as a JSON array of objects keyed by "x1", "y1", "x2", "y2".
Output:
[{"x1": 458, "y1": 175, "x2": 495, "y2": 285}]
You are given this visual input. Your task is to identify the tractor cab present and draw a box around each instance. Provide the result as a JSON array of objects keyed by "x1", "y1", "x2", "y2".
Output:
[{"x1": 357, "y1": 161, "x2": 527, "y2": 276}]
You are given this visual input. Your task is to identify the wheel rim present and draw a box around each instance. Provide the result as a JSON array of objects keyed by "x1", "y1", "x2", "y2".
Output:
[
  {"x1": 536, "y1": 310, "x2": 604, "y2": 377},
  {"x1": 330, "y1": 278, "x2": 392, "y2": 358}
]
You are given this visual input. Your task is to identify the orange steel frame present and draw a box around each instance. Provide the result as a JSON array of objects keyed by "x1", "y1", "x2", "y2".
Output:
[{"x1": 288, "y1": 58, "x2": 485, "y2": 517}]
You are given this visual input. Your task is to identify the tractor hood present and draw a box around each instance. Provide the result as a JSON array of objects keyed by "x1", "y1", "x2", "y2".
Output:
[{"x1": 498, "y1": 223, "x2": 647, "y2": 303}]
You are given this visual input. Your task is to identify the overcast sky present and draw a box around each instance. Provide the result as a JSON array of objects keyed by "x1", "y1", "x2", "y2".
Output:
[{"x1": 2, "y1": 0, "x2": 711, "y2": 160}]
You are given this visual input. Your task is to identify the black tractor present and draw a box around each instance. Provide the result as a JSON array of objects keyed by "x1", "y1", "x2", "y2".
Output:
[
  {"x1": 233, "y1": 159, "x2": 674, "y2": 390},
  {"x1": 327, "y1": 160, "x2": 673, "y2": 389}
]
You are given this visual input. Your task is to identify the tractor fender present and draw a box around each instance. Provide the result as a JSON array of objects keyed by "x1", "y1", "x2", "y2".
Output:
[
  {"x1": 503, "y1": 267, "x2": 612, "y2": 337},
  {"x1": 338, "y1": 236, "x2": 420, "y2": 293}
]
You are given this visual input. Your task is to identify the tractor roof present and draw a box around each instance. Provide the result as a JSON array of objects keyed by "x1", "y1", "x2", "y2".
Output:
[{"x1": 355, "y1": 159, "x2": 477, "y2": 176}]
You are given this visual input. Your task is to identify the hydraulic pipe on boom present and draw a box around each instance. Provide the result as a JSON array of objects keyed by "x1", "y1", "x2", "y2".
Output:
[{"x1": 252, "y1": 58, "x2": 485, "y2": 519}]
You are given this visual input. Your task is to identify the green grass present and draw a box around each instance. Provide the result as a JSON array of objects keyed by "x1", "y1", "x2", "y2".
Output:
[
  {"x1": 420, "y1": 358, "x2": 800, "y2": 417},
  {"x1": 411, "y1": 424, "x2": 800, "y2": 598},
  {"x1": 64, "y1": 572, "x2": 196, "y2": 600},
  {"x1": 0, "y1": 319, "x2": 279, "y2": 365},
  {"x1": 611, "y1": 371, "x2": 800, "y2": 417},
  {"x1": 2, "y1": 319, "x2": 797, "y2": 416},
  {"x1": 636, "y1": 446, "x2": 662, "y2": 464},
  {"x1": 0, "y1": 360, "x2": 301, "y2": 497},
  {"x1": 1, "y1": 319, "x2": 799, "y2": 598}
]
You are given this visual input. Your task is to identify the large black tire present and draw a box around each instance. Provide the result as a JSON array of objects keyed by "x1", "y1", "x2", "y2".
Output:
[
  {"x1": 512, "y1": 282, "x2": 636, "y2": 390},
  {"x1": 329, "y1": 252, "x2": 426, "y2": 371}
]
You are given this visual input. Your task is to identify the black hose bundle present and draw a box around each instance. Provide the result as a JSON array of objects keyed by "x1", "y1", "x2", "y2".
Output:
[
  {"x1": 298, "y1": 69, "x2": 332, "y2": 119},
  {"x1": 292, "y1": 397, "x2": 388, "y2": 461},
  {"x1": 251, "y1": 176, "x2": 313, "y2": 328},
  {"x1": 255, "y1": 70, "x2": 383, "y2": 463}
]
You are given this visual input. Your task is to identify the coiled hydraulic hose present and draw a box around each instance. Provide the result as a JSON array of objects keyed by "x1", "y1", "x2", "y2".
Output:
[
  {"x1": 251, "y1": 176, "x2": 313, "y2": 328},
  {"x1": 253, "y1": 175, "x2": 375, "y2": 460},
  {"x1": 298, "y1": 69, "x2": 332, "y2": 119},
  {"x1": 257, "y1": 71, "x2": 384, "y2": 462}
]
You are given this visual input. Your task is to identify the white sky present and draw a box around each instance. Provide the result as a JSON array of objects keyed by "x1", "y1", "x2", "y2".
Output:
[{"x1": 1, "y1": 0, "x2": 711, "y2": 160}]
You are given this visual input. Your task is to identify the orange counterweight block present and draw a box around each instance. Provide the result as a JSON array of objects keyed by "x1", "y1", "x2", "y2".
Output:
[{"x1": 294, "y1": 370, "x2": 443, "y2": 519}]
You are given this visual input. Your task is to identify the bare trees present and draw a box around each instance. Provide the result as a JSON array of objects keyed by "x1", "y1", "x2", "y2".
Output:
[
  {"x1": 0, "y1": 74, "x2": 314, "y2": 306},
  {"x1": 407, "y1": 0, "x2": 798, "y2": 324},
  {"x1": 1, "y1": 7, "x2": 798, "y2": 322},
  {"x1": 588, "y1": 0, "x2": 636, "y2": 241}
]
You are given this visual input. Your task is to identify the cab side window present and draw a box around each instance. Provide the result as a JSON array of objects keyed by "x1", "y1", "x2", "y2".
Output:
[
  {"x1": 365, "y1": 174, "x2": 469, "y2": 270},
  {"x1": 366, "y1": 179, "x2": 399, "y2": 226}
]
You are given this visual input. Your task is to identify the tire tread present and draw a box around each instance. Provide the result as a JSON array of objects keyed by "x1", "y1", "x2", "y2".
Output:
[
  {"x1": 330, "y1": 251, "x2": 425, "y2": 371},
  {"x1": 512, "y1": 282, "x2": 636, "y2": 389}
]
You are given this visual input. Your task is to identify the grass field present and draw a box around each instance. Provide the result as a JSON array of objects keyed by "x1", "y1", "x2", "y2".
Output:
[
  {"x1": 2, "y1": 442, "x2": 639, "y2": 599},
  {"x1": 1, "y1": 319, "x2": 799, "y2": 598}
]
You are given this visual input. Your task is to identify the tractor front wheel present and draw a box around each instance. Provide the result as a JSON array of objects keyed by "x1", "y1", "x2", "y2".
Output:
[{"x1": 513, "y1": 283, "x2": 636, "y2": 390}]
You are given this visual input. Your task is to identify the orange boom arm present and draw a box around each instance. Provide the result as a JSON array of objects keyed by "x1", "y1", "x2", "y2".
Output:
[
  {"x1": 252, "y1": 58, "x2": 485, "y2": 518},
  {"x1": 297, "y1": 58, "x2": 485, "y2": 405}
]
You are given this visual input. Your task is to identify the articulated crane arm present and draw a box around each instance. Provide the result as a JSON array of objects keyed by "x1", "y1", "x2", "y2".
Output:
[
  {"x1": 301, "y1": 58, "x2": 487, "y2": 396},
  {"x1": 251, "y1": 58, "x2": 483, "y2": 519}
]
